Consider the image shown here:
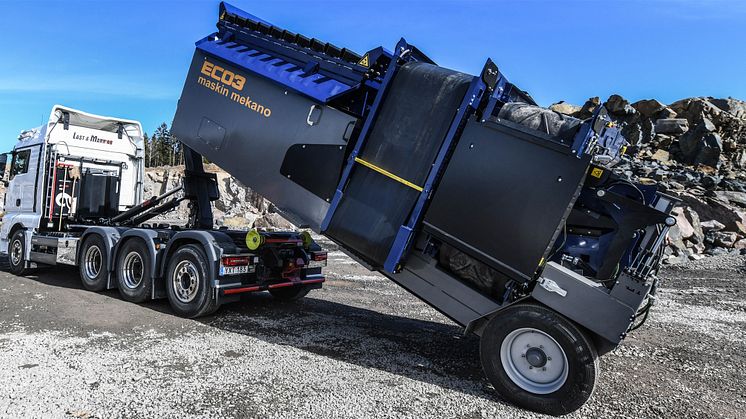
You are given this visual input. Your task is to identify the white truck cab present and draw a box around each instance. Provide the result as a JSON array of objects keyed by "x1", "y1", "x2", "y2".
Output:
[{"x1": 0, "y1": 105, "x2": 145, "y2": 254}]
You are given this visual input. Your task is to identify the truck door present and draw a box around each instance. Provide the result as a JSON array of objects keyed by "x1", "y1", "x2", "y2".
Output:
[{"x1": 7, "y1": 146, "x2": 39, "y2": 213}]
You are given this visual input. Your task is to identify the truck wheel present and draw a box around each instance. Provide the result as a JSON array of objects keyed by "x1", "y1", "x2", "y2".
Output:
[
  {"x1": 79, "y1": 235, "x2": 109, "y2": 291},
  {"x1": 115, "y1": 240, "x2": 152, "y2": 303},
  {"x1": 8, "y1": 230, "x2": 30, "y2": 276},
  {"x1": 166, "y1": 244, "x2": 217, "y2": 318},
  {"x1": 479, "y1": 303, "x2": 598, "y2": 416},
  {"x1": 269, "y1": 285, "x2": 311, "y2": 301}
]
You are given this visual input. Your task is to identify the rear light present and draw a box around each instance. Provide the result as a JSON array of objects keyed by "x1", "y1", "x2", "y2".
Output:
[
  {"x1": 221, "y1": 256, "x2": 251, "y2": 266},
  {"x1": 308, "y1": 251, "x2": 327, "y2": 268}
]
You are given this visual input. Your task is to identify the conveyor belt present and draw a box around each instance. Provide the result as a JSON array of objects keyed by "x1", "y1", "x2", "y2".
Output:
[{"x1": 325, "y1": 62, "x2": 472, "y2": 265}]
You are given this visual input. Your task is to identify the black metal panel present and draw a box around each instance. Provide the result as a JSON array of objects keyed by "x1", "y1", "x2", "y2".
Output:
[
  {"x1": 424, "y1": 119, "x2": 591, "y2": 282},
  {"x1": 325, "y1": 62, "x2": 471, "y2": 265},
  {"x1": 532, "y1": 262, "x2": 635, "y2": 344},
  {"x1": 280, "y1": 144, "x2": 346, "y2": 202},
  {"x1": 386, "y1": 252, "x2": 502, "y2": 327},
  {"x1": 78, "y1": 170, "x2": 120, "y2": 218},
  {"x1": 171, "y1": 51, "x2": 358, "y2": 230}
]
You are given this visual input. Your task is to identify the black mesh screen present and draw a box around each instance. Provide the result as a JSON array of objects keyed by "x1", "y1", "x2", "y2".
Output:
[{"x1": 326, "y1": 62, "x2": 472, "y2": 266}]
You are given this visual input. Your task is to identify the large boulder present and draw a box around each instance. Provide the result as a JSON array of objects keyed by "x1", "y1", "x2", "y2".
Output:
[
  {"x1": 577, "y1": 97, "x2": 600, "y2": 119},
  {"x1": 676, "y1": 193, "x2": 745, "y2": 233},
  {"x1": 672, "y1": 208, "x2": 695, "y2": 239},
  {"x1": 712, "y1": 231, "x2": 739, "y2": 248},
  {"x1": 675, "y1": 118, "x2": 722, "y2": 167},
  {"x1": 670, "y1": 97, "x2": 746, "y2": 157},
  {"x1": 632, "y1": 99, "x2": 666, "y2": 118},
  {"x1": 709, "y1": 97, "x2": 746, "y2": 119},
  {"x1": 657, "y1": 107, "x2": 678, "y2": 119},
  {"x1": 700, "y1": 219, "x2": 726, "y2": 232},
  {"x1": 670, "y1": 97, "x2": 722, "y2": 125},
  {"x1": 254, "y1": 212, "x2": 294, "y2": 230},
  {"x1": 714, "y1": 191, "x2": 746, "y2": 208},
  {"x1": 654, "y1": 118, "x2": 689, "y2": 135},
  {"x1": 605, "y1": 94, "x2": 636, "y2": 116},
  {"x1": 549, "y1": 101, "x2": 580, "y2": 116},
  {"x1": 683, "y1": 206, "x2": 705, "y2": 244}
]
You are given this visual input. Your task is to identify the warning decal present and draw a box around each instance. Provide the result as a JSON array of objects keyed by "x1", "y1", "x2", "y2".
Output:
[
  {"x1": 590, "y1": 168, "x2": 604, "y2": 178},
  {"x1": 358, "y1": 54, "x2": 369, "y2": 67}
]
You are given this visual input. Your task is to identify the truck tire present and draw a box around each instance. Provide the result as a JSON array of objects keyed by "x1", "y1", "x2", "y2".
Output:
[
  {"x1": 115, "y1": 239, "x2": 152, "y2": 303},
  {"x1": 166, "y1": 244, "x2": 217, "y2": 318},
  {"x1": 479, "y1": 303, "x2": 598, "y2": 416},
  {"x1": 269, "y1": 285, "x2": 311, "y2": 301},
  {"x1": 79, "y1": 235, "x2": 109, "y2": 291},
  {"x1": 8, "y1": 230, "x2": 30, "y2": 276}
]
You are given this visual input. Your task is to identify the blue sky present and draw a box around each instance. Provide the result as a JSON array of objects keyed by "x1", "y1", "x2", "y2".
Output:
[{"x1": 1, "y1": 0, "x2": 744, "y2": 150}]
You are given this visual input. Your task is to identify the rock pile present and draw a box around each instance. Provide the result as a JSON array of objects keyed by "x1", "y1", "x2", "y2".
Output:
[
  {"x1": 144, "y1": 164, "x2": 293, "y2": 230},
  {"x1": 551, "y1": 95, "x2": 746, "y2": 263}
]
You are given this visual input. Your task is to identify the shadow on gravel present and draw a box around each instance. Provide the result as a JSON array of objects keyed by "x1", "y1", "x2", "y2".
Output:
[
  {"x1": 201, "y1": 294, "x2": 496, "y2": 402},
  {"x1": 2, "y1": 259, "x2": 497, "y2": 403}
]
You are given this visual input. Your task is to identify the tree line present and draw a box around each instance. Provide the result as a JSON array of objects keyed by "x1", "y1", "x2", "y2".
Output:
[{"x1": 143, "y1": 123, "x2": 185, "y2": 167}]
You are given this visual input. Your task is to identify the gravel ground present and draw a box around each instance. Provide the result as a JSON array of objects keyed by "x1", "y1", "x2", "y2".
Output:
[{"x1": 0, "y1": 244, "x2": 744, "y2": 419}]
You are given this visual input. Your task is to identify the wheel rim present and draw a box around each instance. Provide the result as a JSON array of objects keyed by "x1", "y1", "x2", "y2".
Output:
[
  {"x1": 84, "y1": 245, "x2": 103, "y2": 279},
  {"x1": 10, "y1": 239, "x2": 22, "y2": 266},
  {"x1": 500, "y1": 327, "x2": 568, "y2": 394},
  {"x1": 120, "y1": 251, "x2": 144, "y2": 289},
  {"x1": 172, "y1": 260, "x2": 199, "y2": 303}
]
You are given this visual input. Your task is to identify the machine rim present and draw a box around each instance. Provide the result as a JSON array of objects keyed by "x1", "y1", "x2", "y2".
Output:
[
  {"x1": 172, "y1": 260, "x2": 199, "y2": 303},
  {"x1": 84, "y1": 245, "x2": 103, "y2": 279},
  {"x1": 10, "y1": 239, "x2": 22, "y2": 266},
  {"x1": 500, "y1": 327, "x2": 569, "y2": 394},
  {"x1": 120, "y1": 251, "x2": 144, "y2": 289}
]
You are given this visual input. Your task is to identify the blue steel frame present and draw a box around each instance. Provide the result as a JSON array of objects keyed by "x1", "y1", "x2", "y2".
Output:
[
  {"x1": 213, "y1": 2, "x2": 388, "y2": 104},
  {"x1": 196, "y1": 36, "x2": 357, "y2": 104},
  {"x1": 320, "y1": 38, "x2": 414, "y2": 233},
  {"x1": 570, "y1": 106, "x2": 625, "y2": 159}
]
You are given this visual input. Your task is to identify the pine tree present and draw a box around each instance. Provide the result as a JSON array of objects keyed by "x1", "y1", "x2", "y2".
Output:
[
  {"x1": 142, "y1": 132, "x2": 150, "y2": 167},
  {"x1": 153, "y1": 123, "x2": 171, "y2": 167},
  {"x1": 143, "y1": 122, "x2": 183, "y2": 167}
]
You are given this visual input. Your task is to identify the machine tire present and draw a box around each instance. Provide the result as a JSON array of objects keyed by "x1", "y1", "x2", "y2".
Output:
[
  {"x1": 480, "y1": 303, "x2": 598, "y2": 416},
  {"x1": 115, "y1": 239, "x2": 153, "y2": 303},
  {"x1": 79, "y1": 235, "x2": 109, "y2": 291},
  {"x1": 8, "y1": 230, "x2": 31, "y2": 276},
  {"x1": 166, "y1": 244, "x2": 217, "y2": 318},
  {"x1": 269, "y1": 285, "x2": 311, "y2": 301}
]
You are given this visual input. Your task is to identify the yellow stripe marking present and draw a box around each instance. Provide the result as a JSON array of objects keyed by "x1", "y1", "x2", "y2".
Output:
[{"x1": 354, "y1": 157, "x2": 424, "y2": 192}]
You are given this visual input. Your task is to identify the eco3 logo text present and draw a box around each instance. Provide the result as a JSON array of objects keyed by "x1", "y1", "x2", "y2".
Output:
[
  {"x1": 196, "y1": 59, "x2": 272, "y2": 118},
  {"x1": 201, "y1": 60, "x2": 246, "y2": 90}
]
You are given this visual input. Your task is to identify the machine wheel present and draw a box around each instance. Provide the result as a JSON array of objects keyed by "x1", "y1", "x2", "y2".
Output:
[
  {"x1": 8, "y1": 230, "x2": 31, "y2": 276},
  {"x1": 79, "y1": 235, "x2": 109, "y2": 291},
  {"x1": 166, "y1": 244, "x2": 217, "y2": 318},
  {"x1": 115, "y1": 239, "x2": 153, "y2": 303},
  {"x1": 269, "y1": 285, "x2": 311, "y2": 301},
  {"x1": 480, "y1": 303, "x2": 598, "y2": 416}
]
